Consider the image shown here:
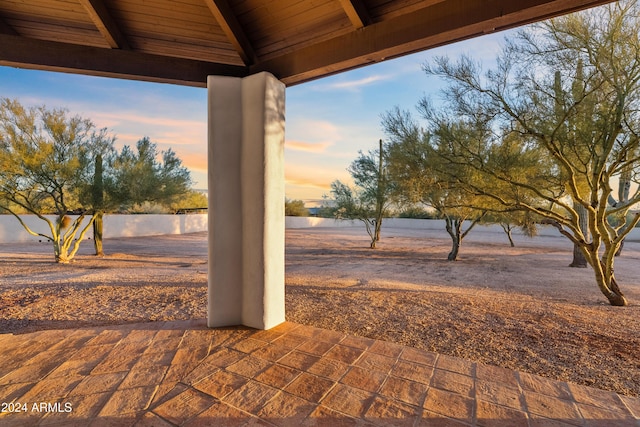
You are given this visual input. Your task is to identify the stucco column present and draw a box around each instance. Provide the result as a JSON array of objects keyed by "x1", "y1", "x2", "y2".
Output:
[{"x1": 207, "y1": 72, "x2": 286, "y2": 330}]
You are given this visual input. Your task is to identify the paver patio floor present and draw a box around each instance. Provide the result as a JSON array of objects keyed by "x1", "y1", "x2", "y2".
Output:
[{"x1": 0, "y1": 320, "x2": 638, "y2": 426}]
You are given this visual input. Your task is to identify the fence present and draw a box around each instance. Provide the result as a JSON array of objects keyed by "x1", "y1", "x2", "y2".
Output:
[
  {"x1": 2, "y1": 214, "x2": 639, "y2": 243},
  {"x1": 0, "y1": 214, "x2": 208, "y2": 243},
  {"x1": 284, "y1": 216, "x2": 640, "y2": 240}
]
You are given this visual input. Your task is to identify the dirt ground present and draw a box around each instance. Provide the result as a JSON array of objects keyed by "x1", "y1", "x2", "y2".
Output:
[{"x1": 1, "y1": 227, "x2": 639, "y2": 397}]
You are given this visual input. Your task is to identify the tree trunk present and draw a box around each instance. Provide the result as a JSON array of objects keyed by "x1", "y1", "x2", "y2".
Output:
[
  {"x1": 362, "y1": 219, "x2": 377, "y2": 249},
  {"x1": 506, "y1": 229, "x2": 514, "y2": 247},
  {"x1": 569, "y1": 244, "x2": 588, "y2": 267},
  {"x1": 500, "y1": 223, "x2": 515, "y2": 247},
  {"x1": 54, "y1": 215, "x2": 70, "y2": 263},
  {"x1": 374, "y1": 218, "x2": 382, "y2": 244},
  {"x1": 448, "y1": 237, "x2": 460, "y2": 261},
  {"x1": 93, "y1": 211, "x2": 104, "y2": 256},
  {"x1": 370, "y1": 138, "x2": 385, "y2": 250},
  {"x1": 570, "y1": 202, "x2": 589, "y2": 268},
  {"x1": 597, "y1": 270, "x2": 628, "y2": 306},
  {"x1": 606, "y1": 274, "x2": 628, "y2": 306},
  {"x1": 586, "y1": 251, "x2": 629, "y2": 306},
  {"x1": 445, "y1": 217, "x2": 462, "y2": 261}
]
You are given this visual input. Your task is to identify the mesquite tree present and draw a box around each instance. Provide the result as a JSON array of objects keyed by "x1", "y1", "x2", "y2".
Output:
[
  {"x1": 0, "y1": 100, "x2": 194, "y2": 262},
  {"x1": 0, "y1": 99, "x2": 106, "y2": 263},
  {"x1": 382, "y1": 107, "x2": 488, "y2": 261},
  {"x1": 109, "y1": 137, "x2": 192, "y2": 211},
  {"x1": 331, "y1": 140, "x2": 391, "y2": 248},
  {"x1": 422, "y1": 1, "x2": 640, "y2": 305}
]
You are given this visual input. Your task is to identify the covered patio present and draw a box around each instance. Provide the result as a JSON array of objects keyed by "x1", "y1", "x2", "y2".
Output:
[
  {"x1": 0, "y1": 0, "x2": 621, "y2": 329},
  {"x1": 2, "y1": 1, "x2": 639, "y2": 424}
]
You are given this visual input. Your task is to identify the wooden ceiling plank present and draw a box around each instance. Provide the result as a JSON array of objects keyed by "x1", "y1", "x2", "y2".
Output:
[
  {"x1": 1, "y1": 0, "x2": 618, "y2": 87},
  {"x1": 131, "y1": 37, "x2": 245, "y2": 65},
  {"x1": 0, "y1": 15, "x2": 19, "y2": 35},
  {"x1": 338, "y1": 0, "x2": 372, "y2": 28},
  {"x1": 252, "y1": 0, "x2": 617, "y2": 85},
  {"x1": 0, "y1": 34, "x2": 247, "y2": 86},
  {"x1": 78, "y1": 0, "x2": 130, "y2": 49},
  {"x1": 203, "y1": 0, "x2": 258, "y2": 66}
]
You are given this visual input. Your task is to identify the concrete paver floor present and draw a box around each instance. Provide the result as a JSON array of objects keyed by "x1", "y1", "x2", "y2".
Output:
[{"x1": 0, "y1": 320, "x2": 639, "y2": 426}]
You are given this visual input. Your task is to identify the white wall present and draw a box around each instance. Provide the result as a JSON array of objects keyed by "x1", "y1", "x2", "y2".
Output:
[
  {"x1": 284, "y1": 216, "x2": 640, "y2": 240},
  {"x1": 2, "y1": 214, "x2": 639, "y2": 243},
  {"x1": 0, "y1": 214, "x2": 208, "y2": 243},
  {"x1": 285, "y1": 216, "x2": 359, "y2": 228}
]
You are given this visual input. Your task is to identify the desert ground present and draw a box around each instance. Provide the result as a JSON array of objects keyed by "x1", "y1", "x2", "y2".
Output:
[{"x1": 1, "y1": 226, "x2": 639, "y2": 398}]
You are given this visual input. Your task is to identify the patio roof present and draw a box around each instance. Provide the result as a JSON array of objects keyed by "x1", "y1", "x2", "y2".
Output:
[{"x1": 0, "y1": 0, "x2": 617, "y2": 87}]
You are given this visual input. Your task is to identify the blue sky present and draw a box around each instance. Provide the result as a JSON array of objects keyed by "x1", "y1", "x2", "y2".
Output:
[{"x1": 0, "y1": 30, "x2": 513, "y2": 206}]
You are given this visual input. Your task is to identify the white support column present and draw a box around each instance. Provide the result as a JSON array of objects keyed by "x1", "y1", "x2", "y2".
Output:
[{"x1": 207, "y1": 72, "x2": 286, "y2": 330}]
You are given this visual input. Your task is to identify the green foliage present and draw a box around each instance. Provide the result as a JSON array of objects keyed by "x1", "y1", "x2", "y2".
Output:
[
  {"x1": 397, "y1": 206, "x2": 438, "y2": 219},
  {"x1": 285, "y1": 198, "x2": 308, "y2": 216},
  {"x1": 417, "y1": 0, "x2": 640, "y2": 304},
  {"x1": 381, "y1": 107, "x2": 488, "y2": 260},
  {"x1": 316, "y1": 195, "x2": 338, "y2": 218},
  {"x1": 330, "y1": 140, "x2": 392, "y2": 248},
  {"x1": 170, "y1": 190, "x2": 208, "y2": 214},
  {"x1": 109, "y1": 137, "x2": 192, "y2": 212},
  {"x1": 0, "y1": 99, "x2": 195, "y2": 261},
  {"x1": 0, "y1": 98, "x2": 105, "y2": 262},
  {"x1": 331, "y1": 180, "x2": 362, "y2": 219}
]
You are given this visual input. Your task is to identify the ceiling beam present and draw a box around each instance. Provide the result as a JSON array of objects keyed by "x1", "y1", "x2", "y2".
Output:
[
  {"x1": 203, "y1": 0, "x2": 258, "y2": 66},
  {"x1": 78, "y1": 0, "x2": 130, "y2": 49},
  {"x1": 0, "y1": 16, "x2": 18, "y2": 36},
  {"x1": 338, "y1": 0, "x2": 372, "y2": 28},
  {"x1": 253, "y1": 0, "x2": 617, "y2": 85},
  {"x1": 0, "y1": 34, "x2": 247, "y2": 87}
]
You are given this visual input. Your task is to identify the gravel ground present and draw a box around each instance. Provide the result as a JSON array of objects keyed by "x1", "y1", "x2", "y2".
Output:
[{"x1": 1, "y1": 228, "x2": 639, "y2": 397}]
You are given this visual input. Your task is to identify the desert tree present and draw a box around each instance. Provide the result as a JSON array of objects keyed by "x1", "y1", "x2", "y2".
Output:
[
  {"x1": 285, "y1": 198, "x2": 308, "y2": 216},
  {"x1": 483, "y1": 210, "x2": 539, "y2": 247},
  {"x1": 330, "y1": 140, "x2": 392, "y2": 248},
  {"x1": 0, "y1": 98, "x2": 114, "y2": 263},
  {"x1": 329, "y1": 180, "x2": 379, "y2": 248},
  {"x1": 78, "y1": 135, "x2": 193, "y2": 254},
  {"x1": 423, "y1": 0, "x2": 640, "y2": 305},
  {"x1": 382, "y1": 107, "x2": 488, "y2": 261},
  {"x1": 170, "y1": 190, "x2": 208, "y2": 213},
  {"x1": 109, "y1": 137, "x2": 192, "y2": 212}
]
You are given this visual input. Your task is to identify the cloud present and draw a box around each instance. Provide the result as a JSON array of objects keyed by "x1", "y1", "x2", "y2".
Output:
[
  {"x1": 286, "y1": 140, "x2": 333, "y2": 153},
  {"x1": 284, "y1": 161, "x2": 352, "y2": 201},
  {"x1": 83, "y1": 110, "x2": 208, "y2": 181},
  {"x1": 91, "y1": 111, "x2": 204, "y2": 130},
  {"x1": 323, "y1": 74, "x2": 392, "y2": 91},
  {"x1": 178, "y1": 152, "x2": 208, "y2": 172},
  {"x1": 286, "y1": 119, "x2": 343, "y2": 153},
  {"x1": 291, "y1": 119, "x2": 341, "y2": 136},
  {"x1": 286, "y1": 177, "x2": 332, "y2": 191}
]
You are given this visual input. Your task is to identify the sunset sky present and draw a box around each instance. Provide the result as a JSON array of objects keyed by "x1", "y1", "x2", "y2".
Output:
[{"x1": 0, "y1": 30, "x2": 512, "y2": 206}]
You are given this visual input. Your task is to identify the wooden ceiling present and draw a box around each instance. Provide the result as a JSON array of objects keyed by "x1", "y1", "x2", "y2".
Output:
[{"x1": 0, "y1": 0, "x2": 616, "y2": 87}]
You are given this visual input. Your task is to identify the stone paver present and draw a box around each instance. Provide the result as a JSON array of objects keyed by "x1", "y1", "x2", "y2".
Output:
[{"x1": 0, "y1": 320, "x2": 639, "y2": 426}]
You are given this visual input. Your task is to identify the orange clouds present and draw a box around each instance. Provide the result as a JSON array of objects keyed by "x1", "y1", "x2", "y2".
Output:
[{"x1": 285, "y1": 140, "x2": 333, "y2": 153}]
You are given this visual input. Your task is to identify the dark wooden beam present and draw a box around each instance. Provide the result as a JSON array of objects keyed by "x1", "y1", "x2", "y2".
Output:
[
  {"x1": 78, "y1": 0, "x2": 130, "y2": 49},
  {"x1": 0, "y1": 16, "x2": 18, "y2": 36},
  {"x1": 0, "y1": 34, "x2": 248, "y2": 87},
  {"x1": 253, "y1": 0, "x2": 617, "y2": 85},
  {"x1": 203, "y1": 0, "x2": 257, "y2": 66},
  {"x1": 338, "y1": 0, "x2": 372, "y2": 28}
]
